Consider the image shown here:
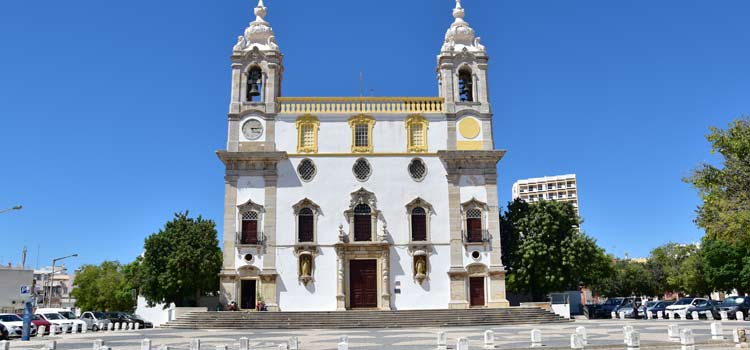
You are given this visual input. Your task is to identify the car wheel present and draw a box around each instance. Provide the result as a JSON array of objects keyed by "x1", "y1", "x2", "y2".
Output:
[{"x1": 93, "y1": 325, "x2": 99, "y2": 332}]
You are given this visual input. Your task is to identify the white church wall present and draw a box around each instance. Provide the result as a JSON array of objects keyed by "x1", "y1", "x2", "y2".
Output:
[
  {"x1": 390, "y1": 245, "x2": 451, "y2": 310},
  {"x1": 234, "y1": 246, "x2": 265, "y2": 270},
  {"x1": 236, "y1": 176, "x2": 266, "y2": 206},
  {"x1": 276, "y1": 246, "x2": 339, "y2": 311}
]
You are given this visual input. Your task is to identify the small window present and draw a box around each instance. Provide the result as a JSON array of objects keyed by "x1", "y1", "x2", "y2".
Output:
[
  {"x1": 298, "y1": 208, "x2": 314, "y2": 242},
  {"x1": 408, "y1": 158, "x2": 427, "y2": 181},
  {"x1": 353, "y1": 204, "x2": 372, "y2": 241},
  {"x1": 295, "y1": 115, "x2": 320, "y2": 153},
  {"x1": 466, "y1": 208, "x2": 483, "y2": 242},
  {"x1": 355, "y1": 124, "x2": 369, "y2": 147},
  {"x1": 241, "y1": 211, "x2": 259, "y2": 244},
  {"x1": 348, "y1": 115, "x2": 375, "y2": 152},
  {"x1": 352, "y1": 158, "x2": 372, "y2": 182},
  {"x1": 411, "y1": 207, "x2": 427, "y2": 241},
  {"x1": 297, "y1": 158, "x2": 316, "y2": 182}
]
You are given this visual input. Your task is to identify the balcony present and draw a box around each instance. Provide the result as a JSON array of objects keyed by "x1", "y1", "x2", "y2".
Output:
[
  {"x1": 236, "y1": 231, "x2": 265, "y2": 246},
  {"x1": 277, "y1": 97, "x2": 445, "y2": 114},
  {"x1": 462, "y1": 229, "x2": 491, "y2": 244}
]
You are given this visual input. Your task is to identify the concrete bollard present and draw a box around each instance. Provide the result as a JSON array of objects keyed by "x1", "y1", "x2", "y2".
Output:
[
  {"x1": 437, "y1": 331, "x2": 447, "y2": 350},
  {"x1": 339, "y1": 336, "x2": 349, "y2": 344},
  {"x1": 626, "y1": 331, "x2": 640, "y2": 350},
  {"x1": 82, "y1": 324, "x2": 87, "y2": 334},
  {"x1": 681, "y1": 311, "x2": 688, "y2": 320},
  {"x1": 190, "y1": 339, "x2": 201, "y2": 350},
  {"x1": 575, "y1": 326, "x2": 587, "y2": 346},
  {"x1": 239, "y1": 337, "x2": 249, "y2": 350},
  {"x1": 620, "y1": 311, "x2": 626, "y2": 319},
  {"x1": 734, "y1": 328, "x2": 749, "y2": 348},
  {"x1": 39, "y1": 325, "x2": 47, "y2": 337},
  {"x1": 457, "y1": 337, "x2": 469, "y2": 350},
  {"x1": 142, "y1": 339, "x2": 152, "y2": 350},
  {"x1": 50, "y1": 324, "x2": 58, "y2": 335},
  {"x1": 289, "y1": 336, "x2": 299, "y2": 350},
  {"x1": 484, "y1": 330, "x2": 495, "y2": 349},
  {"x1": 570, "y1": 334, "x2": 584, "y2": 349},
  {"x1": 623, "y1": 325, "x2": 634, "y2": 344},
  {"x1": 707, "y1": 312, "x2": 715, "y2": 320},
  {"x1": 46, "y1": 341, "x2": 57, "y2": 350},
  {"x1": 721, "y1": 311, "x2": 729, "y2": 321},
  {"x1": 135, "y1": 323, "x2": 140, "y2": 330},
  {"x1": 668, "y1": 324, "x2": 680, "y2": 342},
  {"x1": 738, "y1": 311, "x2": 745, "y2": 321},
  {"x1": 611, "y1": 311, "x2": 617, "y2": 319},
  {"x1": 337, "y1": 339, "x2": 348, "y2": 350},
  {"x1": 691, "y1": 311, "x2": 700, "y2": 320},
  {"x1": 93, "y1": 339, "x2": 104, "y2": 350},
  {"x1": 657, "y1": 311, "x2": 663, "y2": 319},
  {"x1": 531, "y1": 329, "x2": 542, "y2": 347},
  {"x1": 680, "y1": 328, "x2": 695, "y2": 350},
  {"x1": 108, "y1": 323, "x2": 114, "y2": 331},
  {"x1": 647, "y1": 311, "x2": 653, "y2": 320},
  {"x1": 710, "y1": 321, "x2": 724, "y2": 340},
  {"x1": 0, "y1": 341, "x2": 8, "y2": 350}
]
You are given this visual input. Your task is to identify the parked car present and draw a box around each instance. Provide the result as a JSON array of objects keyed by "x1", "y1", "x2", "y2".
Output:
[
  {"x1": 614, "y1": 302, "x2": 644, "y2": 319},
  {"x1": 666, "y1": 297, "x2": 707, "y2": 318},
  {"x1": 0, "y1": 322, "x2": 9, "y2": 340},
  {"x1": 716, "y1": 296, "x2": 750, "y2": 320},
  {"x1": 36, "y1": 308, "x2": 86, "y2": 333},
  {"x1": 18, "y1": 314, "x2": 55, "y2": 335},
  {"x1": 686, "y1": 300, "x2": 720, "y2": 319},
  {"x1": 0, "y1": 313, "x2": 38, "y2": 338},
  {"x1": 588, "y1": 297, "x2": 634, "y2": 318},
  {"x1": 80, "y1": 311, "x2": 111, "y2": 331},
  {"x1": 647, "y1": 300, "x2": 675, "y2": 318},
  {"x1": 36, "y1": 313, "x2": 73, "y2": 333},
  {"x1": 125, "y1": 313, "x2": 153, "y2": 329},
  {"x1": 106, "y1": 312, "x2": 131, "y2": 325}
]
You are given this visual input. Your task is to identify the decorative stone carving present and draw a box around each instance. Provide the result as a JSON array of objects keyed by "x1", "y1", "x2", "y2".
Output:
[
  {"x1": 414, "y1": 255, "x2": 428, "y2": 283},
  {"x1": 233, "y1": 36, "x2": 247, "y2": 53},
  {"x1": 234, "y1": 0, "x2": 281, "y2": 53},
  {"x1": 441, "y1": 0, "x2": 485, "y2": 53}
]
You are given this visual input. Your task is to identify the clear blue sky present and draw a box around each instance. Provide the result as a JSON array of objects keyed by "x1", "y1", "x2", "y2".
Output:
[{"x1": 1, "y1": 0, "x2": 748, "y2": 271}]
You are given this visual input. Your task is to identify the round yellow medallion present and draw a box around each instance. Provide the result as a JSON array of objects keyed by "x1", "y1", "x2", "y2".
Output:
[{"x1": 458, "y1": 118, "x2": 481, "y2": 139}]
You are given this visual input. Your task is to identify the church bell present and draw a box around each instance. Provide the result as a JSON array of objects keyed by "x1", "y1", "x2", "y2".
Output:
[{"x1": 247, "y1": 69, "x2": 262, "y2": 97}]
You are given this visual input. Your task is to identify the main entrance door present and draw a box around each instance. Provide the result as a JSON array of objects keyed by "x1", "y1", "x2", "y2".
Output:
[
  {"x1": 349, "y1": 259, "x2": 378, "y2": 308},
  {"x1": 240, "y1": 279, "x2": 256, "y2": 310},
  {"x1": 469, "y1": 277, "x2": 485, "y2": 307}
]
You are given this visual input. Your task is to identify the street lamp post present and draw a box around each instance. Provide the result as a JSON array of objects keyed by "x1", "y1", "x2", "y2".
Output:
[
  {"x1": 47, "y1": 253, "x2": 78, "y2": 308},
  {"x1": 0, "y1": 205, "x2": 22, "y2": 214}
]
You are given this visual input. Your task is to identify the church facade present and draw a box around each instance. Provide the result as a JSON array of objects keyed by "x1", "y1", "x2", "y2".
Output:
[{"x1": 218, "y1": 0, "x2": 509, "y2": 311}]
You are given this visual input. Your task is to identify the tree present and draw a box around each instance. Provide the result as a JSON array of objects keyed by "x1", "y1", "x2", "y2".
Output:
[
  {"x1": 702, "y1": 239, "x2": 750, "y2": 295},
  {"x1": 647, "y1": 243, "x2": 698, "y2": 294},
  {"x1": 70, "y1": 261, "x2": 135, "y2": 312},
  {"x1": 140, "y1": 212, "x2": 222, "y2": 307},
  {"x1": 502, "y1": 200, "x2": 613, "y2": 301},
  {"x1": 593, "y1": 260, "x2": 658, "y2": 297}
]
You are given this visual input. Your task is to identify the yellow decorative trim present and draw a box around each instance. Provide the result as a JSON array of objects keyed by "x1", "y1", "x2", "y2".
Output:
[
  {"x1": 287, "y1": 153, "x2": 437, "y2": 157},
  {"x1": 277, "y1": 97, "x2": 445, "y2": 114},
  {"x1": 405, "y1": 114, "x2": 429, "y2": 153},
  {"x1": 457, "y1": 141, "x2": 483, "y2": 150},
  {"x1": 295, "y1": 114, "x2": 320, "y2": 153},
  {"x1": 458, "y1": 118, "x2": 481, "y2": 140},
  {"x1": 348, "y1": 114, "x2": 376, "y2": 153}
]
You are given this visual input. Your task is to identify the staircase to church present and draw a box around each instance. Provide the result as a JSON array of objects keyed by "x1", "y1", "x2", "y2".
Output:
[{"x1": 163, "y1": 307, "x2": 568, "y2": 329}]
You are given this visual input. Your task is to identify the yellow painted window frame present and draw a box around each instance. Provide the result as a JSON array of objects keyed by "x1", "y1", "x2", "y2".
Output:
[
  {"x1": 295, "y1": 114, "x2": 320, "y2": 153},
  {"x1": 348, "y1": 114, "x2": 376, "y2": 153},
  {"x1": 405, "y1": 114, "x2": 429, "y2": 153}
]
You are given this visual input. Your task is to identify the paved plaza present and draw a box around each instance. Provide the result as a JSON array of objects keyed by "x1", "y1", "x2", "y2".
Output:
[{"x1": 5, "y1": 319, "x2": 749, "y2": 350}]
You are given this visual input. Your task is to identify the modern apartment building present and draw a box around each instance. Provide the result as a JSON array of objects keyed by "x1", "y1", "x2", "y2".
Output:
[{"x1": 511, "y1": 174, "x2": 579, "y2": 216}]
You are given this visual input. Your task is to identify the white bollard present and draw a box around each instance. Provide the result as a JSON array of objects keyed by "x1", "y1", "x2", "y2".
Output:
[
  {"x1": 437, "y1": 331, "x2": 447, "y2": 350},
  {"x1": 288, "y1": 336, "x2": 299, "y2": 350},
  {"x1": 50, "y1": 324, "x2": 58, "y2": 335},
  {"x1": 575, "y1": 327, "x2": 587, "y2": 346},
  {"x1": 39, "y1": 325, "x2": 47, "y2": 337},
  {"x1": 457, "y1": 337, "x2": 469, "y2": 350},
  {"x1": 0, "y1": 341, "x2": 8, "y2": 350},
  {"x1": 484, "y1": 330, "x2": 495, "y2": 349},
  {"x1": 142, "y1": 339, "x2": 152, "y2": 350},
  {"x1": 135, "y1": 323, "x2": 140, "y2": 330},
  {"x1": 46, "y1": 341, "x2": 57, "y2": 350},
  {"x1": 337, "y1": 340, "x2": 348, "y2": 350},
  {"x1": 339, "y1": 336, "x2": 349, "y2": 344},
  {"x1": 93, "y1": 340, "x2": 104, "y2": 350},
  {"x1": 721, "y1": 311, "x2": 729, "y2": 321},
  {"x1": 691, "y1": 311, "x2": 699, "y2": 320},
  {"x1": 707, "y1": 312, "x2": 715, "y2": 320},
  {"x1": 82, "y1": 324, "x2": 87, "y2": 334},
  {"x1": 680, "y1": 328, "x2": 695, "y2": 350},
  {"x1": 680, "y1": 310, "x2": 688, "y2": 320},
  {"x1": 620, "y1": 311, "x2": 626, "y2": 319},
  {"x1": 531, "y1": 329, "x2": 542, "y2": 347},
  {"x1": 611, "y1": 311, "x2": 617, "y2": 319},
  {"x1": 239, "y1": 338, "x2": 249, "y2": 350},
  {"x1": 647, "y1": 311, "x2": 653, "y2": 320},
  {"x1": 190, "y1": 339, "x2": 201, "y2": 350},
  {"x1": 108, "y1": 323, "x2": 114, "y2": 331},
  {"x1": 657, "y1": 311, "x2": 663, "y2": 319},
  {"x1": 711, "y1": 321, "x2": 724, "y2": 340},
  {"x1": 734, "y1": 328, "x2": 748, "y2": 348},
  {"x1": 738, "y1": 311, "x2": 745, "y2": 321},
  {"x1": 668, "y1": 324, "x2": 680, "y2": 341},
  {"x1": 570, "y1": 334, "x2": 584, "y2": 349},
  {"x1": 626, "y1": 331, "x2": 640, "y2": 350},
  {"x1": 623, "y1": 325, "x2": 634, "y2": 344}
]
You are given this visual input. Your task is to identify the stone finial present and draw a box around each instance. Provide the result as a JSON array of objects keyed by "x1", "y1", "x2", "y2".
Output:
[{"x1": 235, "y1": 0, "x2": 279, "y2": 52}]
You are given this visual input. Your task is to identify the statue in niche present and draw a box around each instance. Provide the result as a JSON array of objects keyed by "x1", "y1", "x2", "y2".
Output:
[
  {"x1": 414, "y1": 255, "x2": 427, "y2": 283},
  {"x1": 299, "y1": 255, "x2": 313, "y2": 285}
]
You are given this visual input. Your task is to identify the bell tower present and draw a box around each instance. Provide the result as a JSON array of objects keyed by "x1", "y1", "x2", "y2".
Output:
[{"x1": 226, "y1": 0, "x2": 284, "y2": 152}]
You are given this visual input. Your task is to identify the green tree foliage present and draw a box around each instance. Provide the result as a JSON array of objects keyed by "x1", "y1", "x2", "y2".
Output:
[
  {"x1": 70, "y1": 261, "x2": 135, "y2": 312},
  {"x1": 647, "y1": 243, "x2": 698, "y2": 294},
  {"x1": 501, "y1": 199, "x2": 613, "y2": 301},
  {"x1": 702, "y1": 239, "x2": 750, "y2": 295},
  {"x1": 140, "y1": 212, "x2": 222, "y2": 307},
  {"x1": 594, "y1": 260, "x2": 658, "y2": 297}
]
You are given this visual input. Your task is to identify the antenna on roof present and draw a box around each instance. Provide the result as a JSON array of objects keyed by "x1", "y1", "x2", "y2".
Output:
[{"x1": 359, "y1": 72, "x2": 363, "y2": 97}]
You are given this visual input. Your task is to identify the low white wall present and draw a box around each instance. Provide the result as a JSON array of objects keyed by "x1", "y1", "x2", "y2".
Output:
[{"x1": 135, "y1": 296, "x2": 174, "y2": 327}]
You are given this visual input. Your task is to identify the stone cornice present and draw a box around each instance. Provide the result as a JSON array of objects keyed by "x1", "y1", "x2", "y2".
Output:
[
  {"x1": 438, "y1": 150, "x2": 506, "y2": 168},
  {"x1": 217, "y1": 150, "x2": 287, "y2": 164}
]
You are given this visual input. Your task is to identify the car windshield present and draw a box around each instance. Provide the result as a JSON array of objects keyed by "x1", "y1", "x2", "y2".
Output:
[
  {"x1": 129, "y1": 314, "x2": 144, "y2": 320},
  {"x1": 646, "y1": 301, "x2": 658, "y2": 307},
  {"x1": 92, "y1": 312, "x2": 107, "y2": 318},
  {"x1": 722, "y1": 297, "x2": 745, "y2": 305},
  {"x1": 604, "y1": 298, "x2": 624, "y2": 305},
  {"x1": 621, "y1": 303, "x2": 633, "y2": 309},
  {"x1": 673, "y1": 298, "x2": 693, "y2": 305},
  {"x1": 0, "y1": 314, "x2": 22, "y2": 322},
  {"x1": 44, "y1": 313, "x2": 64, "y2": 320},
  {"x1": 58, "y1": 311, "x2": 76, "y2": 319}
]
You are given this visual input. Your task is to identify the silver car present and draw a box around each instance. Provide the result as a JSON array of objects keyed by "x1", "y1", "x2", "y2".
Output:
[{"x1": 79, "y1": 311, "x2": 111, "y2": 331}]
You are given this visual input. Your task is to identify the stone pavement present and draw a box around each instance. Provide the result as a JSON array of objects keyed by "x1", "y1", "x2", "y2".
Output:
[{"x1": 5, "y1": 319, "x2": 749, "y2": 350}]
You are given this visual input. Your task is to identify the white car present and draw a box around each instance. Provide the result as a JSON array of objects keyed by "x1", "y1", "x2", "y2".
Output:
[
  {"x1": 36, "y1": 308, "x2": 86, "y2": 333},
  {"x1": 79, "y1": 311, "x2": 111, "y2": 331},
  {"x1": 666, "y1": 297, "x2": 707, "y2": 318},
  {"x1": 0, "y1": 313, "x2": 38, "y2": 338},
  {"x1": 36, "y1": 313, "x2": 73, "y2": 333}
]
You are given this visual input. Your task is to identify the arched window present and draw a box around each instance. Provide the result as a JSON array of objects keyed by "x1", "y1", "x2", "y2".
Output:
[
  {"x1": 246, "y1": 66, "x2": 263, "y2": 102},
  {"x1": 298, "y1": 208, "x2": 314, "y2": 242},
  {"x1": 411, "y1": 207, "x2": 427, "y2": 241},
  {"x1": 353, "y1": 204, "x2": 372, "y2": 241},
  {"x1": 458, "y1": 67, "x2": 474, "y2": 102},
  {"x1": 466, "y1": 208, "x2": 483, "y2": 242},
  {"x1": 241, "y1": 211, "x2": 259, "y2": 244}
]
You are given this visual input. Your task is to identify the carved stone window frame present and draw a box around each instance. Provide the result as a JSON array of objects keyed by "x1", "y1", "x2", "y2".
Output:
[
  {"x1": 295, "y1": 114, "x2": 320, "y2": 153},
  {"x1": 460, "y1": 197, "x2": 490, "y2": 245},
  {"x1": 292, "y1": 198, "x2": 322, "y2": 244},
  {"x1": 405, "y1": 114, "x2": 429, "y2": 152},
  {"x1": 237, "y1": 198, "x2": 265, "y2": 246},
  {"x1": 348, "y1": 114, "x2": 376, "y2": 153},
  {"x1": 343, "y1": 188, "x2": 381, "y2": 242},
  {"x1": 405, "y1": 197, "x2": 434, "y2": 244}
]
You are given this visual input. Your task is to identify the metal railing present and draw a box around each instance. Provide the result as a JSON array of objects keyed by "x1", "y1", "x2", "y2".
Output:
[{"x1": 461, "y1": 229, "x2": 491, "y2": 243}]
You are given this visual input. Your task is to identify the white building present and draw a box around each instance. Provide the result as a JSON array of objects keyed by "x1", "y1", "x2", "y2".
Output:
[
  {"x1": 218, "y1": 0, "x2": 509, "y2": 311},
  {"x1": 511, "y1": 174, "x2": 579, "y2": 216},
  {"x1": 0, "y1": 267, "x2": 34, "y2": 313}
]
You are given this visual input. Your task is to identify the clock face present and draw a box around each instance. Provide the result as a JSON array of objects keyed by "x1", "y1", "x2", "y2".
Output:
[{"x1": 242, "y1": 119, "x2": 263, "y2": 140}]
